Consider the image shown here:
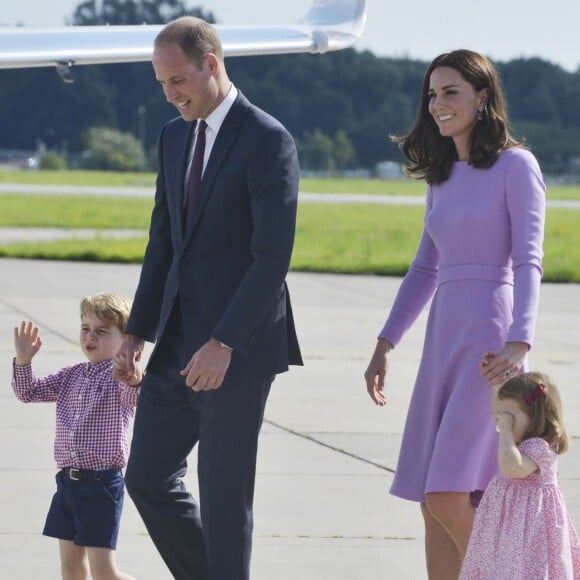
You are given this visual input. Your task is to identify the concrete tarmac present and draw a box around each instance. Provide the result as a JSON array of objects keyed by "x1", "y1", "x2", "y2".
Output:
[{"x1": 1, "y1": 258, "x2": 578, "y2": 579}]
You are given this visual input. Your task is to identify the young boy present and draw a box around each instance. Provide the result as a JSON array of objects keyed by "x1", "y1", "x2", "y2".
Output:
[{"x1": 12, "y1": 293, "x2": 142, "y2": 580}]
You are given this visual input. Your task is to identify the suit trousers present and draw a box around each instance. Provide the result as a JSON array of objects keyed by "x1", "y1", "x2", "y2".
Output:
[{"x1": 125, "y1": 307, "x2": 273, "y2": 580}]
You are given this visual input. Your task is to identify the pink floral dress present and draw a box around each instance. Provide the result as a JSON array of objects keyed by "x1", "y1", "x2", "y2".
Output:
[{"x1": 460, "y1": 437, "x2": 580, "y2": 579}]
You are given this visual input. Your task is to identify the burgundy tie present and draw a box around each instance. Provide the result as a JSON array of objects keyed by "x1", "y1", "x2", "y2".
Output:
[{"x1": 183, "y1": 120, "x2": 207, "y2": 229}]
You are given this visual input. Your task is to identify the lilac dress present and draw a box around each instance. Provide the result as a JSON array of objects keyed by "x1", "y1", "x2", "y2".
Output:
[
  {"x1": 460, "y1": 438, "x2": 580, "y2": 579},
  {"x1": 380, "y1": 148, "x2": 545, "y2": 502}
]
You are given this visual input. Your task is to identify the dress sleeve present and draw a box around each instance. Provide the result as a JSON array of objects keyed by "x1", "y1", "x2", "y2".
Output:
[
  {"x1": 379, "y1": 185, "x2": 438, "y2": 346},
  {"x1": 505, "y1": 150, "x2": 545, "y2": 346},
  {"x1": 518, "y1": 437, "x2": 553, "y2": 473}
]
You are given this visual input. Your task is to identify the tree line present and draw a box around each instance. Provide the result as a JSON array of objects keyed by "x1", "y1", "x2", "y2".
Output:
[{"x1": 1, "y1": 0, "x2": 579, "y2": 174}]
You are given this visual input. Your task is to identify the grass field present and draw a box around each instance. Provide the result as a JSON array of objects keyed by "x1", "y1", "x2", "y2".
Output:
[
  {"x1": 0, "y1": 171, "x2": 579, "y2": 282},
  {"x1": 2, "y1": 169, "x2": 580, "y2": 199}
]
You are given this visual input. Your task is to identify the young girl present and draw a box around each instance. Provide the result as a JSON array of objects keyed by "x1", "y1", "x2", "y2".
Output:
[{"x1": 460, "y1": 371, "x2": 580, "y2": 579}]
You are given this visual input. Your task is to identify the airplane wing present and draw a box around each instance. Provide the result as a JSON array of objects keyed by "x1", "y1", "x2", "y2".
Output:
[{"x1": 0, "y1": 0, "x2": 366, "y2": 72}]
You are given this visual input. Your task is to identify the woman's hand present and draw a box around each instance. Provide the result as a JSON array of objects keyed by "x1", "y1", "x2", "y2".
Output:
[
  {"x1": 364, "y1": 338, "x2": 393, "y2": 406},
  {"x1": 480, "y1": 342, "x2": 529, "y2": 386}
]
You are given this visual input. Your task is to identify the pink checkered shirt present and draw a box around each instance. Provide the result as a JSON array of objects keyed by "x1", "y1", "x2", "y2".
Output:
[{"x1": 12, "y1": 359, "x2": 140, "y2": 470}]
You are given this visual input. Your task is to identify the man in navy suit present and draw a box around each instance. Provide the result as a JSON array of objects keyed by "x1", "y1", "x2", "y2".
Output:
[{"x1": 113, "y1": 16, "x2": 302, "y2": 580}]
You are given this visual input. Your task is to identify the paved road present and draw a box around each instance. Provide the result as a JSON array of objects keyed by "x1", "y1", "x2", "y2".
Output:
[{"x1": 1, "y1": 259, "x2": 579, "y2": 579}]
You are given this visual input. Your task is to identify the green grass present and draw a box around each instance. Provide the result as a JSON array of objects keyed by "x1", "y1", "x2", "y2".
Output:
[
  {"x1": 0, "y1": 194, "x2": 151, "y2": 228},
  {"x1": 0, "y1": 170, "x2": 578, "y2": 281},
  {"x1": 0, "y1": 236, "x2": 149, "y2": 263},
  {"x1": 301, "y1": 178, "x2": 426, "y2": 196},
  {"x1": 542, "y1": 209, "x2": 580, "y2": 282},
  {"x1": 0, "y1": 196, "x2": 578, "y2": 282},
  {"x1": 302, "y1": 179, "x2": 580, "y2": 200},
  {"x1": 292, "y1": 203, "x2": 424, "y2": 275},
  {"x1": 1, "y1": 169, "x2": 579, "y2": 199},
  {"x1": 0, "y1": 169, "x2": 155, "y2": 187},
  {"x1": 292, "y1": 204, "x2": 580, "y2": 282},
  {"x1": 547, "y1": 185, "x2": 580, "y2": 201}
]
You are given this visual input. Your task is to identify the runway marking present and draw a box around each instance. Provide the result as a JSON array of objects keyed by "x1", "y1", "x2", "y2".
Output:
[
  {"x1": 264, "y1": 418, "x2": 396, "y2": 474},
  {"x1": 0, "y1": 297, "x2": 75, "y2": 344}
]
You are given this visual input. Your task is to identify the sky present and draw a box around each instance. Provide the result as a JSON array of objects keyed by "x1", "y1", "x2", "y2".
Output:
[{"x1": 2, "y1": 0, "x2": 579, "y2": 72}]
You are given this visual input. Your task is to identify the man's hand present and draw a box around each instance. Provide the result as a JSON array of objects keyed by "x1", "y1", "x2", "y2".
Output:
[
  {"x1": 14, "y1": 321, "x2": 42, "y2": 365},
  {"x1": 113, "y1": 334, "x2": 144, "y2": 384},
  {"x1": 180, "y1": 338, "x2": 232, "y2": 391}
]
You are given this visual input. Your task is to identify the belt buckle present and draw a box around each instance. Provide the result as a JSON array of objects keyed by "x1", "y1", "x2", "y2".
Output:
[{"x1": 69, "y1": 468, "x2": 81, "y2": 481}]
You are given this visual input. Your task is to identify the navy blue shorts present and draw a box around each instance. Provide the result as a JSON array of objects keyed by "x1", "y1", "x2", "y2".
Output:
[{"x1": 43, "y1": 468, "x2": 125, "y2": 549}]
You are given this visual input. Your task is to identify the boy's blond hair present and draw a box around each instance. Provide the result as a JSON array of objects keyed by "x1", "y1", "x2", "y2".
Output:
[{"x1": 80, "y1": 293, "x2": 132, "y2": 334}]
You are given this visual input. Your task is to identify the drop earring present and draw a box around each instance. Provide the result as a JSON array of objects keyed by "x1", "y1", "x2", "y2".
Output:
[{"x1": 477, "y1": 104, "x2": 486, "y2": 121}]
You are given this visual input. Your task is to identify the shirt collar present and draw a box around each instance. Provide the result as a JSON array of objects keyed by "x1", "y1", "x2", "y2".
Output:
[
  {"x1": 203, "y1": 84, "x2": 238, "y2": 135},
  {"x1": 85, "y1": 359, "x2": 112, "y2": 376}
]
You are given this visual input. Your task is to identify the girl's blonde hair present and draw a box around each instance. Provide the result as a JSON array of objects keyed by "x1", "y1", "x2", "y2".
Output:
[
  {"x1": 498, "y1": 371, "x2": 569, "y2": 454},
  {"x1": 80, "y1": 293, "x2": 132, "y2": 334}
]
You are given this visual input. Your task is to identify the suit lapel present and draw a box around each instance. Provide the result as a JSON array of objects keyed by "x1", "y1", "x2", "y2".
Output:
[{"x1": 183, "y1": 93, "x2": 249, "y2": 246}]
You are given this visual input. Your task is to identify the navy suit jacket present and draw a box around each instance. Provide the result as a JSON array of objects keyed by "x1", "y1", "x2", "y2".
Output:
[{"x1": 127, "y1": 91, "x2": 302, "y2": 378}]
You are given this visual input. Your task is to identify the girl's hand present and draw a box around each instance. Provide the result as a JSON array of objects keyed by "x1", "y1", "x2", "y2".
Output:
[
  {"x1": 495, "y1": 411, "x2": 515, "y2": 433},
  {"x1": 14, "y1": 321, "x2": 42, "y2": 365},
  {"x1": 364, "y1": 339, "x2": 392, "y2": 406},
  {"x1": 480, "y1": 342, "x2": 529, "y2": 386}
]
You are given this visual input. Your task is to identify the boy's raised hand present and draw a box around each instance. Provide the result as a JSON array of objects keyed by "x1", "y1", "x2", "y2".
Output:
[{"x1": 14, "y1": 321, "x2": 42, "y2": 365}]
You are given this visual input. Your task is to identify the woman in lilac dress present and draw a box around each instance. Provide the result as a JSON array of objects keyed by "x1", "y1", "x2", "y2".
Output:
[{"x1": 364, "y1": 50, "x2": 545, "y2": 579}]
